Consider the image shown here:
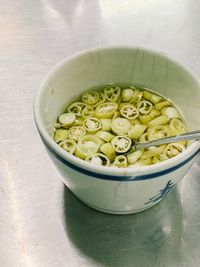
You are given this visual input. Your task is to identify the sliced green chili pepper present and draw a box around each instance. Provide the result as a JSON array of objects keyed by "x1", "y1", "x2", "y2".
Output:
[
  {"x1": 120, "y1": 104, "x2": 139, "y2": 120},
  {"x1": 112, "y1": 155, "x2": 128, "y2": 167},
  {"x1": 85, "y1": 153, "x2": 110, "y2": 166},
  {"x1": 54, "y1": 84, "x2": 187, "y2": 167},
  {"x1": 121, "y1": 88, "x2": 134, "y2": 102},
  {"x1": 129, "y1": 88, "x2": 143, "y2": 105},
  {"x1": 83, "y1": 117, "x2": 101, "y2": 132},
  {"x1": 100, "y1": 142, "x2": 116, "y2": 160},
  {"x1": 137, "y1": 100, "x2": 153, "y2": 114},
  {"x1": 111, "y1": 117, "x2": 132, "y2": 135},
  {"x1": 68, "y1": 102, "x2": 86, "y2": 116},
  {"x1": 82, "y1": 105, "x2": 94, "y2": 118},
  {"x1": 59, "y1": 139, "x2": 76, "y2": 154},
  {"x1": 68, "y1": 126, "x2": 86, "y2": 141},
  {"x1": 82, "y1": 90, "x2": 99, "y2": 105},
  {"x1": 95, "y1": 102, "x2": 118, "y2": 119},
  {"x1": 95, "y1": 131, "x2": 114, "y2": 142},
  {"x1": 104, "y1": 85, "x2": 121, "y2": 102},
  {"x1": 111, "y1": 136, "x2": 132, "y2": 153},
  {"x1": 128, "y1": 124, "x2": 147, "y2": 140},
  {"x1": 148, "y1": 125, "x2": 170, "y2": 141},
  {"x1": 164, "y1": 143, "x2": 186, "y2": 158},
  {"x1": 169, "y1": 118, "x2": 186, "y2": 135},
  {"x1": 143, "y1": 90, "x2": 162, "y2": 104},
  {"x1": 58, "y1": 113, "x2": 76, "y2": 127},
  {"x1": 100, "y1": 119, "x2": 112, "y2": 131},
  {"x1": 75, "y1": 135, "x2": 101, "y2": 159},
  {"x1": 54, "y1": 129, "x2": 69, "y2": 143}
]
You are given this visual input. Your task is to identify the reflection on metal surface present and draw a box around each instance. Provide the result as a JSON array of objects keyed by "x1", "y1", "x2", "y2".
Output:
[
  {"x1": 2, "y1": 160, "x2": 36, "y2": 267},
  {"x1": 63, "y1": 186, "x2": 184, "y2": 267},
  {"x1": 75, "y1": 3, "x2": 84, "y2": 17},
  {"x1": 45, "y1": 3, "x2": 60, "y2": 19},
  {"x1": 0, "y1": 16, "x2": 18, "y2": 53}
]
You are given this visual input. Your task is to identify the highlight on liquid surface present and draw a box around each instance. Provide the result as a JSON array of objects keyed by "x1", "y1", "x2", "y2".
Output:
[{"x1": 53, "y1": 84, "x2": 187, "y2": 168}]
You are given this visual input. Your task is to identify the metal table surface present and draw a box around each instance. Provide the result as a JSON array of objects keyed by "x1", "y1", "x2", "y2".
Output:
[{"x1": 1, "y1": 1, "x2": 200, "y2": 266}]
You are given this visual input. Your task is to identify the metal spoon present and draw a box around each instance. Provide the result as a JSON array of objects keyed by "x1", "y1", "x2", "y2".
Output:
[{"x1": 126, "y1": 130, "x2": 200, "y2": 154}]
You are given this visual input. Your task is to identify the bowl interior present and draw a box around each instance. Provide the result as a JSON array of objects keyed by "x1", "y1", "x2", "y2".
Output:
[{"x1": 38, "y1": 47, "x2": 200, "y2": 140}]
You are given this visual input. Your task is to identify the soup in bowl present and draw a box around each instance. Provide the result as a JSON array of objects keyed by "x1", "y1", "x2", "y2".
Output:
[{"x1": 34, "y1": 46, "x2": 200, "y2": 214}]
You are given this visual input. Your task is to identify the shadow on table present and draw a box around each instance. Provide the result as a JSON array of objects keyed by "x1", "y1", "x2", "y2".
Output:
[{"x1": 63, "y1": 186, "x2": 184, "y2": 267}]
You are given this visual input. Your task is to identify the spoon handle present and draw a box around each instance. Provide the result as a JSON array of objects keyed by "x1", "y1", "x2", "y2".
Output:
[{"x1": 135, "y1": 130, "x2": 200, "y2": 150}]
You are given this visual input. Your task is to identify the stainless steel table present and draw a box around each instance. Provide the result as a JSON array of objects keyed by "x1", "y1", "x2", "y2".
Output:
[{"x1": 1, "y1": 1, "x2": 200, "y2": 266}]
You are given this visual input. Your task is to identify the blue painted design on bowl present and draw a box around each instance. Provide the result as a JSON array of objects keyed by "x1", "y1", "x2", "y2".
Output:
[{"x1": 145, "y1": 180, "x2": 175, "y2": 204}]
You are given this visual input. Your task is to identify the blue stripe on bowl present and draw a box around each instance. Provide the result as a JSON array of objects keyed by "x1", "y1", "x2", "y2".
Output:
[{"x1": 44, "y1": 138, "x2": 200, "y2": 181}]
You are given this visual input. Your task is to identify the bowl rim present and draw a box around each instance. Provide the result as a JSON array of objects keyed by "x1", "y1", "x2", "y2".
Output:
[{"x1": 33, "y1": 45, "x2": 200, "y2": 178}]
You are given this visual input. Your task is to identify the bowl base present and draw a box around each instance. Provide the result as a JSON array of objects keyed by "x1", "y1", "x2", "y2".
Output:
[{"x1": 79, "y1": 198, "x2": 158, "y2": 215}]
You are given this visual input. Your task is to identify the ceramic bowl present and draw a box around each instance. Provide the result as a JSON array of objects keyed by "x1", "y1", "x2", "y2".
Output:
[{"x1": 34, "y1": 46, "x2": 200, "y2": 214}]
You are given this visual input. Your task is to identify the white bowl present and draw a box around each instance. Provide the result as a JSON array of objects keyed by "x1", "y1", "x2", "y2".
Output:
[{"x1": 34, "y1": 46, "x2": 200, "y2": 214}]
